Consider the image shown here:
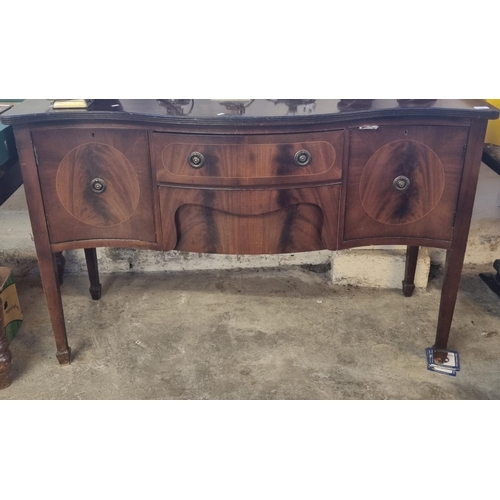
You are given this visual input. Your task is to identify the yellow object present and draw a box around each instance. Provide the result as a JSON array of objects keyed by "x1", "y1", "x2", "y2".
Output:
[
  {"x1": 52, "y1": 99, "x2": 92, "y2": 109},
  {"x1": 485, "y1": 99, "x2": 500, "y2": 145}
]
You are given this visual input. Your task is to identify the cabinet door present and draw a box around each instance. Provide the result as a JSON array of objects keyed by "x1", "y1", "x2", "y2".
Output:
[
  {"x1": 32, "y1": 128, "x2": 156, "y2": 244},
  {"x1": 343, "y1": 125, "x2": 469, "y2": 245}
]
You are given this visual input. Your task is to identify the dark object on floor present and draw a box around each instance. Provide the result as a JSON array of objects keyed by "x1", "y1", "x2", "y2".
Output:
[
  {"x1": 480, "y1": 259, "x2": 500, "y2": 298},
  {"x1": 479, "y1": 144, "x2": 500, "y2": 297},
  {"x1": 482, "y1": 143, "x2": 500, "y2": 176},
  {"x1": 55, "y1": 252, "x2": 66, "y2": 285}
]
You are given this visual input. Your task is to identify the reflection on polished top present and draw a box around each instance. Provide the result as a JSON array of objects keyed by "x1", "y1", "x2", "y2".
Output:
[{"x1": 1, "y1": 99, "x2": 498, "y2": 126}]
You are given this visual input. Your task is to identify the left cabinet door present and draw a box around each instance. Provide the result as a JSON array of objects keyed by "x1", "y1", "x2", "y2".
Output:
[{"x1": 32, "y1": 127, "x2": 157, "y2": 245}]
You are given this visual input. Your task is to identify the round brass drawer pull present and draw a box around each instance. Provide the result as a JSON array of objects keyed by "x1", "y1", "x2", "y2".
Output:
[
  {"x1": 91, "y1": 178, "x2": 107, "y2": 194},
  {"x1": 393, "y1": 175, "x2": 410, "y2": 192},
  {"x1": 188, "y1": 152, "x2": 206, "y2": 169},
  {"x1": 294, "y1": 150, "x2": 312, "y2": 167}
]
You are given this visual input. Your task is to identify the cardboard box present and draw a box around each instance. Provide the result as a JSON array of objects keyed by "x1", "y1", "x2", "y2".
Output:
[{"x1": 0, "y1": 267, "x2": 23, "y2": 343}]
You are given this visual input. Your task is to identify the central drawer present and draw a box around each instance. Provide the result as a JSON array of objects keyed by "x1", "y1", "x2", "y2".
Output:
[
  {"x1": 152, "y1": 131, "x2": 344, "y2": 187},
  {"x1": 159, "y1": 185, "x2": 340, "y2": 254}
]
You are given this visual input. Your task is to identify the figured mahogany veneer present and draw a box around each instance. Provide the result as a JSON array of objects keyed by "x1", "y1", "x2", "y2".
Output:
[
  {"x1": 56, "y1": 142, "x2": 141, "y2": 227},
  {"x1": 1, "y1": 99, "x2": 498, "y2": 380},
  {"x1": 32, "y1": 128, "x2": 157, "y2": 244},
  {"x1": 153, "y1": 131, "x2": 343, "y2": 187},
  {"x1": 159, "y1": 185, "x2": 340, "y2": 254},
  {"x1": 344, "y1": 125, "x2": 468, "y2": 244}
]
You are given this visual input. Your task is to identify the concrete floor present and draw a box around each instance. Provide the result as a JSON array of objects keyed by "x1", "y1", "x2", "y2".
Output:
[{"x1": 1, "y1": 264, "x2": 500, "y2": 400}]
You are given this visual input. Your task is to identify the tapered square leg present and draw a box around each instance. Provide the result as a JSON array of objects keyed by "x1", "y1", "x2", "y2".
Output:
[
  {"x1": 402, "y1": 246, "x2": 419, "y2": 297},
  {"x1": 13, "y1": 126, "x2": 72, "y2": 366},
  {"x1": 433, "y1": 247, "x2": 467, "y2": 364},
  {"x1": 84, "y1": 248, "x2": 102, "y2": 300},
  {"x1": 0, "y1": 300, "x2": 13, "y2": 389},
  {"x1": 38, "y1": 252, "x2": 71, "y2": 365},
  {"x1": 56, "y1": 347, "x2": 72, "y2": 365}
]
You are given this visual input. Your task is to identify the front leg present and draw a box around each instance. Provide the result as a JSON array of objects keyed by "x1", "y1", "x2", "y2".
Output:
[
  {"x1": 433, "y1": 119, "x2": 489, "y2": 364},
  {"x1": 433, "y1": 246, "x2": 467, "y2": 364},
  {"x1": 0, "y1": 300, "x2": 13, "y2": 389},
  {"x1": 38, "y1": 251, "x2": 71, "y2": 364},
  {"x1": 14, "y1": 125, "x2": 71, "y2": 366}
]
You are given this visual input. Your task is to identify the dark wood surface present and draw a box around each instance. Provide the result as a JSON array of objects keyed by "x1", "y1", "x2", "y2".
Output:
[
  {"x1": 160, "y1": 185, "x2": 340, "y2": 254},
  {"x1": 153, "y1": 130, "x2": 344, "y2": 187},
  {"x1": 13, "y1": 125, "x2": 71, "y2": 365},
  {"x1": 84, "y1": 248, "x2": 102, "y2": 300},
  {"x1": 31, "y1": 127, "x2": 157, "y2": 245},
  {"x1": 433, "y1": 119, "x2": 489, "y2": 362},
  {"x1": 4, "y1": 99, "x2": 498, "y2": 374},
  {"x1": 1, "y1": 99, "x2": 498, "y2": 127},
  {"x1": 403, "y1": 246, "x2": 420, "y2": 297},
  {"x1": 344, "y1": 125, "x2": 469, "y2": 243}
]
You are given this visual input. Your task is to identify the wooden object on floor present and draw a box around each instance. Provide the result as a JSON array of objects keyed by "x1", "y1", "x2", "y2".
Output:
[
  {"x1": 1, "y1": 99, "x2": 498, "y2": 370},
  {"x1": 0, "y1": 299, "x2": 12, "y2": 390}
]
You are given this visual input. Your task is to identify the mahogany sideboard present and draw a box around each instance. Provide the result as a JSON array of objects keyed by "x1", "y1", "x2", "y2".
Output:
[{"x1": 1, "y1": 99, "x2": 498, "y2": 385}]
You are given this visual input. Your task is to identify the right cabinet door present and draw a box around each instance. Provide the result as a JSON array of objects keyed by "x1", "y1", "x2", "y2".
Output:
[{"x1": 344, "y1": 125, "x2": 469, "y2": 245}]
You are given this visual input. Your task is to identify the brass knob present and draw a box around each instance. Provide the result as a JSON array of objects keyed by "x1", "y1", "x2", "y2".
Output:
[
  {"x1": 294, "y1": 150, "x2": 312, "y2": 167},
  {"x1": 188, "y1": 152, "x2": 205, "y2": 169},
  {"x1": 393, "y1": 175, "x2": 410, "y2": 192},
  {"x1": 91, "y1": 178, "x2": 107, "y2": 194}
]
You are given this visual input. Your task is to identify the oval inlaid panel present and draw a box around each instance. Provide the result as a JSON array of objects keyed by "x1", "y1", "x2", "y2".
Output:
[
  {"x1": 359, "y1": 140, "x2": 445, "y2": 225},
  {"x1": 56, "y1": 143, "x2": 141, "y2": 227},
  {"x1": 161, "y1": 141, "x2": 337, "y2": 179}
]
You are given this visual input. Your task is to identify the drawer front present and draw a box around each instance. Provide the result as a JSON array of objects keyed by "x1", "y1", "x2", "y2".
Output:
[
  {"x1": 159, "y1": 185, "x2": 340, "y2": 254},
  {"x1": 344, "y1": 125, "x2": 469, "y2": 243},
  {"x1": 153, "y1": 131, "x2": 344, "y2": 187},
  {"x1": 32, "y1": 128, "x2": 157, "y2": 244}
]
